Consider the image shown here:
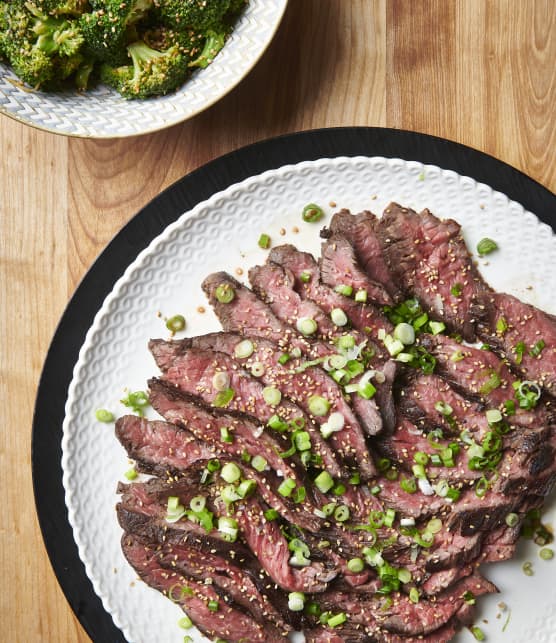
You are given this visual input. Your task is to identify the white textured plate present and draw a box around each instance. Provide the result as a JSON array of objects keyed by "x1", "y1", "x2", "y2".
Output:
[
  {"x1": 62, "y1": 157, "x2": 556, "y2": 643},
  {"x1": 0, "y1": 1, "x2": 287, "y2": 138}
]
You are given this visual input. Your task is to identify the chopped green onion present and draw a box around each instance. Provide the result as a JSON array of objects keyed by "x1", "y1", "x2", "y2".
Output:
[
  {"x1": 120, "y1": 390, "x2": 149, "y2": 416},
  {"x1": 334, "y1": 284, "x2": 353, "y2": 297},
  {"x1": 264, "y1": 508, "x2": 279, "y2": 521},
  {"x1": 433, "y1": 479, "x2": 450, "y2": 497},
  {"x1": 463, "y1": 590, "x2": 475, "y2": 605},
  {"x1": 278, "y1": 478, "x2": 296, "y2": 497},
  {"x1": 347, "y1": 557, "x2": 364, "y2": 573},
  {"x1": 409, "y1": 587, "x2": 420, "y2": 603},
  {"x1": 450, "y1": 283, "x2": 463, "y2": 297},
  {"x1": 505, "y1": 512, "x2": 519, "y2": 527},
  {"x1": 469, "y1": 625, "x2": 485, "y2": 641},
  {"x1": 446, "y1": 487, "x2": 460, "y2": 502},
  {"x1": 300, "y1": 271, "x2": 311, "y2": 283},
  {"x1": 314, "y1": 470, "x2": 334, "y2": 493},
  {"x1": 220, "y1": 426, "x2": 233, "y2": 443},
  {"x1": 166, "y1": 315, "x2": 186, "y2": 332},
  {"x1": 321, "y1": 502, "x2": 337, "y2": 516},
  {"x1": 296, "y1": 317, "x2": 318, "y2": 336},
  {"x1": 215, "y1": 283, "x2": 235, "y2": 303},
  {"x1": 450, "y1": 349, "x2": 465, "y2": 362},
  {"x1": 413, "y1": 451, "x2": 429, "y2": 466},
  {"x1": 212, "y1": 371, "x2": 230, "y2": 391},
  {"x1": 124, "y1": 467, "x2": 137, "y2": 480},
  {"x1": 207, "y1": 599, "x2": 219, "y2": 612},
  {"x1": 349, "y1": 472, "x2": 361, "y2": 485},
  {"x1": 189, "y1": 495, "x2": 206, "y2": 512},
  {"x1": 250, "y1": 362, "x2": 265, "y2": 377},
  {"x1": 413, "y1": 531, "x2": 434, "y2": 548},
  {"x1": 206, "y1": 459, "x2": 220, "y2": 472},
  {"x1": 427, "y1": 518, "x2": 443, "y2": 533},
  {"x1": 234, "y1": 339, "x2": 254, "y2": 359},
  {"x1": 530, "y1": 339, "x2": 546, "y2": 357},
  {"x1": 332, "y1": 483, "x2": 346, "y2": 496},
  {"x1": 331, "y1": 308, "x2": 348, "y2": 326},
  {"x1": 522, "y1": 561, "x2": 534, "y2": 576},
  {"x1": 428, "y1": 320, "x2": 446, "y2": 335},
  {"x1": 475, "y1": 476, "x2": 489, "y2": 497},
  {"x1": 496, "y1": 316, "x2": 508, "y2": 334},
  {"x1": 358, "y1": 381, "x2": 377, "y2": 400},
  {"x1": 292, "y1": 486, "x2": 307, "y2": 503},
  {"x1": 213, "y1": 388, "x2": 234, "y2": 408},
  {"x1": 308, "y1": 395, "x2": 331, "y2": 417},
  {"x1": 258, "y1": 233, "x2": 271, "y2": 249},
  {"x1": 218, "y1": 516, "x2": 239, "y2": 542},
  {"x1": 302, "y1": 203, "x2": 324, "y2": 223},
  {"x1": 334, "y1": 505, "x2": 350, "y2": 522},
  {"x1": 251, "y1": 455, "x2": 267, "y2": 472},
  {"x1": 479, "y1": 371, "x2": 501, "y2": 395},
  {"x1": 434, "y1": 400, "x2": 453, "y2": 416},
  {"x1": 384, "y1": 508, "x2": 396, "y2": 528},
  {"x1": 383, "y1": 334, "x2": 405, "y2": 356},
  {"x1": 183, "y1": 636, "x2": 193, "y2": 643},
  {"x1": 485, "y1": 408, "x2": 502, "y2": 424},
  {"x1": 397, "y1": 568, "x2": 412, "y2": 584},
  {"x1": 220, "y1": 462, "x2": 241, "y2": 483},
  {"x1": 262, "y1": 386, "x2": 281, "y2": 406},
  {"x1": 513, "y1": 340, "x2": 526, "y2": 364},
  {"x1": 477, "y1": 238, "x2": 498, "y2": 256},
  {"x1": 237, "y1": 479, "x2": 257, "y2": 498},
  {"x1": 354, "y1": 289, "x2": 368, "y2": 303},
  {"x1": 267, "y1": 414, "x2": 288, "y2": 432},
  {"x1": 327, "y1": 612, "x2": 347, "y2": 628},
  {"x1": 400, "y1": 477, "x2": 417, "y2": 494},
  {"x1": 394, "y1": 322, "x2": 415, "y2": 345},
  {"x1": 411, "y1": 463, "x2": 426, "y2": 479},
  {"x1": 95, "y1": 409, "x2": 114, "y2": 423},
  {"x1": 540, "y1": 548, "x2": 554, "y2": 560},
  {"x1": 278, "y1": 352, "x2": 291, "y2": 365},
  {"x1": 304, "y1": 601, "x2": 321, "y2": 617},
  {"x1": 288, "y1": 591, "x2": 305, "y2": 611},
  {"x1": 178, "y1": 615, "x2": 193, "y2": 629}
]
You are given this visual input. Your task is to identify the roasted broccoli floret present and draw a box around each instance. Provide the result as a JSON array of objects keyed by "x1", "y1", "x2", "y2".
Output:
[
  {"x1": 100, "y1": 39, "x2": 188, "y2": 99},
  {"x1": 153, "y1": 0, "x2": 231, "y2": 31},
  {"x1": 141, "y1": 25, "x2": 206, "y2": 62},
  {"x1": 0, "y1": 1, "x2": 84, "y2": 87},
  {"x1": 30, "y1": 1, "x2": 90, "y2": 17},
  {"x1": 79, "y1": 0, "x2": 152, "y2": 65},
  {"x1": 189, "y1": 26, "x2": 227, "y2": 69}
]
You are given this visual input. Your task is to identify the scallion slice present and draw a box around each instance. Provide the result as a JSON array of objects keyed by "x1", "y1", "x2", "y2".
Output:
[
  {"x1": 334, "y1": 284, "x2": 353, "y2": 297},
  {"x1": 220, "y1": 462, "x2": 241, "y2": 483},
  {"x1": 308, "y1": 394, "x2": 331, "y2": 416},
  {"x1": 330, "y1": 308, "x2": 348, "y2": 327},
  {"x1": 258, "y1": 233, "x2": 271, "y2": 249},
  {"x1": 288, "y1": 591, "x2": 305, "y2": 611},
  {"x1": 314, "y1": 471, "x2": 334, "y2": 493},
  {"x1": 476, "y1": 238, "x2": 498, "y2": 256},
  {"x1": 354, "y1": 289, "x2": 367, "y2": 303},
  {"x1": 213, "y1": 388, "x2": 234, "y2": 408},
  {"x1": 394, "y1": 322, "x2": 415, "y2": 345},
  {"x1": 333, "y1": 505, "x2": 350, "y2": 522},
  {"x1": 262, "y1": 386, "x2": 282, "y2": 406},
  {"x1": 251, "y1": 455, "x2": 267, "y2": 472},
  {"x1": 296, "y1": 317, "x2": 318, "y2": 336},
  {"x1": 166, "y1": 315, "x2": 186, "y2": 332},
  {"x1": 234, "y1": 339, "x2": 254, "y2": 359},
  {"x1": 212, "y1": 371, "x2": 230, "y2": 391},
  {"x1": 347, "y1": 557, "x2": 364, "y2": 573},
  {"x1": 215, "y1": 283, "x2": 235, "y2": 303},
  {"x1": 278, "y1": 478, "x2": 296, "y2": 497}
]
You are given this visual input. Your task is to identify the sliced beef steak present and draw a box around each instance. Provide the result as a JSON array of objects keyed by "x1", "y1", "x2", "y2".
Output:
[
  {"x1": 377, "y1": 203, "x2": 490, "y2": 341},
  {"x1": 180, "y1": 332, "x2": 376, "y2": 477},
  {"x1": 475, "y1": 291, "x2": 556, "y2": 392},
  {"x1": 320, "y1": 233, "x2": 394, "y2": 306},
  {"x1": 121, "y1": 533, "x2": 287, "y2": 642},
  {"x1": 248, "y1": 260, "x2": 389, "y2": 436},
  {"x1": 328, "y1": 209, "x2": 403, "y2": 302}
]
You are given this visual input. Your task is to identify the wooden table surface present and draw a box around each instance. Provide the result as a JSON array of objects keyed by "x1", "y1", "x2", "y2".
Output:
[{"x1": 2, "y1": 1, "x2": 555, "y2": 641}]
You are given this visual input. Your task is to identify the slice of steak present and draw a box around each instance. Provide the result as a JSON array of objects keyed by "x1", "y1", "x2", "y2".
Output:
[
  {"x1": 269, "y1": 244, "x2": 394, "y2": 348},
  {"x1": 328, "y1": 209, "x2": 403, "y2": 302},
  {"x1": 150, "y1": 338, "x2": 344, "y2": 478},
  {"x1": 420, "y1": 333, "x2": 552, "y2": 427},
  {"x1": 121, "y1": 533, "x2": 287, "y2": 642},
  {"x1": 115, "y1": 415, "x2": 215, "y2": 477},
  {"x1": 237, "y1": 495, "x2": 338, "y2": 593},
  {"x1": 148, "y1": 538, "x2": 293, "y2": 632},
  {"x1": 423, "y1": 530, "x2": 483, "y2": 572},
  {"x1": 320, "y1": 233, "x2": 394, "y2": 306},
  {"x1": 316, "y1": 574, "x2": 496, "y2": 637},
  {"x1": 420, "y1": 564, "x2": 473, "y2": 596},
  {"x1": 474, "y1": 291, "x2": 556, "y2": 392},
  {"x1": 117, "y1": 413, "x2": 317, "y2": 530},
  {"x1": 202, "y1": 271, "x2": 310, "y2": 355},
  {"x1": 181, "y1": 333, "x2": 376, "y2": 477},
  {"x1": 147, "y1": 378, "x2": 322, "y2": 530},
  {"x1": 377, "y1": 203, "x2": 490, "y2": 341},
  {"x1": 478, "y1": 523, "x2": 521, "y2": 563},
  {"x1": 248, "y1": 261, "x2": 389, "y2": 436},
  {"x1": 150, "y1": 339, "x2": 344, "y2": 477}
]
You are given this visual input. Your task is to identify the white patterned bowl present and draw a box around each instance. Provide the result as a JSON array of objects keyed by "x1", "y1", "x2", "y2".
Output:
[{"x1": 0, "y1": 1, "x2": 288, "y2": 138}]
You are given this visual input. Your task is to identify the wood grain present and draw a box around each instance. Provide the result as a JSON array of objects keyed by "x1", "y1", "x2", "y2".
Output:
[{"x1": 1, "y1": 1, "x2": 554, "y2": 641}]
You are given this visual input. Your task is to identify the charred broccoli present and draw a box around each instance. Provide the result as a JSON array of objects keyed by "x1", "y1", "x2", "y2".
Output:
[
  {"x1": 79, "y1": 0, "x2": 152, "y2": 66},
  {"x1": 100, "y1": 40, "x2": 187, "y2": 99},
  {"x1": 0, "y1": 0, "x2": 247, "y2": 98},
  {"x1": 153, "y1": 0, "x2": 231, "y2": 31}
]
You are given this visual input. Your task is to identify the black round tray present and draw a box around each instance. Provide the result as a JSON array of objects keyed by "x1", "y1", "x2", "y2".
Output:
[{"x1": 32, "y1": 127, "x2": 556, "y2": 642}]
